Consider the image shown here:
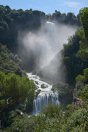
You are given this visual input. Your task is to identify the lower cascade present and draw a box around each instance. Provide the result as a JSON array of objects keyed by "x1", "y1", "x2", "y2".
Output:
[{"x1": 27, "y1": 73, "x2": 60, "y2": 115}]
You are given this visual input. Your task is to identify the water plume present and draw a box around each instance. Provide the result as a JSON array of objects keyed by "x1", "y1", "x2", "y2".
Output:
[{"x1": 18, "y1": 21, "x2": 77, "y2": 83}]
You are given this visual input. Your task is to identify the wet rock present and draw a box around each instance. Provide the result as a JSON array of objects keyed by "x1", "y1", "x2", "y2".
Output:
[
  {"x1": 16, "y1": 109, "x2": 24, "y2": 116},
  {"x1": 41, "y1": 84, "x2": 48, "y2": 88},
  {"x1": 35, "y1": 81, "x2": 38, "y2": 85},
  {"x1": 35, "y1": 89, "x2": 41, "y2": 97}
]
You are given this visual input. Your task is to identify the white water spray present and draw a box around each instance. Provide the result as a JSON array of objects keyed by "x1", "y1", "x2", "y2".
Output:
[{"x1": 19, "y1": 21, "x2": 77, "y2": 83}]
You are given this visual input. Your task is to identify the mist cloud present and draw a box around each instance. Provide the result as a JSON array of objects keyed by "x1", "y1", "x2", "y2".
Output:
[{"x1": 18, "y1": 21, "x2": 77, "y2": 83}]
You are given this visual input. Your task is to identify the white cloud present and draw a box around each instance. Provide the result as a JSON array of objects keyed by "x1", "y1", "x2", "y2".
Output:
[{"x1": 64, "y1": 1, "x2": 81, "y2": 8}]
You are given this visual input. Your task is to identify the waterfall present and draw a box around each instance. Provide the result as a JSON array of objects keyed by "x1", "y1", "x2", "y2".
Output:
[
  {"x1": 27, "y1": 73, "x2": 60, "y2": 115},
  {"x1": 25, "y1": 21, "x2": 77, "y2": 114}
]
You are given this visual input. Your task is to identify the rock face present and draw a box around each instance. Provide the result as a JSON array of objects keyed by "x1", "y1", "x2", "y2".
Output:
[
  {"x1": 73, "y1": 97, "x2": 84, "y2": 107},
  {"x1": 59, "y1": 93, "x2": 73, "y2": 105},
  {"x1": 35, "y1": 81, "x2": 38, "y2": 85},
  {"x1": 41, "y1": 84, "x2": 48, "y2": 88}
]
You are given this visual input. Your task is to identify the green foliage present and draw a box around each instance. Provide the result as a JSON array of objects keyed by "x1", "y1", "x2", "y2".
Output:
[
  {"x1": 79, "y1": 85, "x2": 88, "y2": 102},
  {"x1": 84, "y1": 68, "x2": 88, "y2": 80},
  {"x1": 0, "y1": 71, "x2": 36, "y2": 127},
  {"x1": 0, "y1": 71, "x2": 35, "y2": 107},
  {"x1": 76, "y1": 74, "x2": 85, "y2": 83},
  {"x1": 76, "y1": 68, "x2": 88, "y2": 85},
  {"x1": 79, "y1": 7, "x2": 88, "y2": 42},
  {"x1": 0, "y1": 43, "x2": 24, "y2": 76},
  {"x1": 63, "y1": 30, "x2": 81, "y2": 84},
  {"x1": 6, "y1": 116, "x2": 36, "y2": 132},
  {"x1": 77, "y1": 8, "x2": 88, "y2": 61},
  {"x1": 4, "y1": 105, "x2": 65, "y2": 132},
  {"x1": 75, "y1": 68, "x2": 88, "y2": 97},
  {"x1": 64, "y1": 108, "x2": 88, "y2": 132},
  {"x1": 63, "y1": 8, "x2": 88, "y2": 85},
  {"x1": 43, "y1": 104, "x2": 62, "y2": 118},
  {"x1": 63, "y1": 26, "x2": 88, "y2": 85},
  {"x1": 52, "y1": 11, "x2": 79, "y2": 25},
  {"x1": 2, "y1": 104, "x2": 88, "y2": 132}
]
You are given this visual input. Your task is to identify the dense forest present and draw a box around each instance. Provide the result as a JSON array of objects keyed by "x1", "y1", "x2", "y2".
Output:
[{"x1": 0, "y1": 5, "x2": 88, "y2": 132}]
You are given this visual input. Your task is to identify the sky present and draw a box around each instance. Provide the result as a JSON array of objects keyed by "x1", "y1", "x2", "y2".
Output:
[{"x1": 0, "y1": 0, "x2": 88, "y2": 15}]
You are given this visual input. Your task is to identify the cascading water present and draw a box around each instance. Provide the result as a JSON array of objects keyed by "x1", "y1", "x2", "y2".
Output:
[
  {"x1": 27, "y1": 73, "x2": 60, "y2": 115},
  {"x1": 25, "y1": 21, "x2": 77, "y2": 115}
]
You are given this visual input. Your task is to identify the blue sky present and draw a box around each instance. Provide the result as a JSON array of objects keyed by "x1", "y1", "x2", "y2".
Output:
[{"x1": 0, "y1": 0, "x2": 88, "y2": 15}]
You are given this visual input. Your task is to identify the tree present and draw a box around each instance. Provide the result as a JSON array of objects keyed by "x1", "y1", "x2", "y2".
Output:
[{"x1": 79, "y1": 8, "x2": 88, "y2": 42}]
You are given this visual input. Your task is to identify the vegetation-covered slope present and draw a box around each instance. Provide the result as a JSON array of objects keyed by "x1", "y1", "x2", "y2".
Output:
[
  {"x1": 0, "y1": 44, "x2": 36, "y2": 127},
  {"x1": 63, "y1": 8, "x2": 88, "y2": 86},
  {"x1": 0, "y1": 72, "x2": 36, "y2": 127},
  {"x1": 0, "y1": 43, "x2": 24, "y2": 75}
]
